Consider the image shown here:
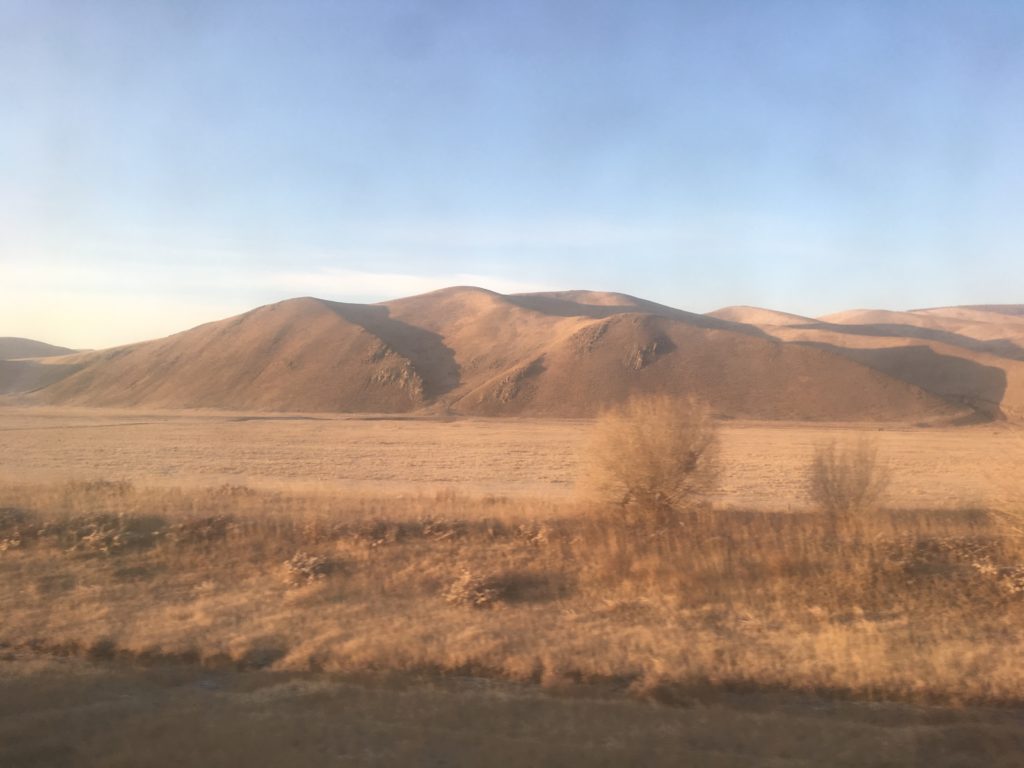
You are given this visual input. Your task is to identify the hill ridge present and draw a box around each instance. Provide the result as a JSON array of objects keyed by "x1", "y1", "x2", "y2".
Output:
[
  {"x1": 4, "y1": 289, "x2": 977, "y2": 422},
  {"x1": 0, "y1": 337, "x2": 76, "y2": 360}
]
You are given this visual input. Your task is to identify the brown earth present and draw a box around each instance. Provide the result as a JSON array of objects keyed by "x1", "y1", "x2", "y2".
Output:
[
  {"x1": 4, "y1": 652, "x2": 1022, "y2": 768},
  {"x1": 716, "y1": 304, "x2": 1024, "y2": 419},
  {"x1": 1, "y1": 407, "x2": 1022, "y2": 765},
  {"x1": 1, "y1": 407, "x2": 1019, "y2": 510},
  {"x1": 5, "y1": 288, "x2": 976, "y2": 421},
  {"x1": 0, "y1": 337, "x2": 75, "y2": 360},
  {"x1": 0, "y1": 338, "x2": 82, "y2": 396}
]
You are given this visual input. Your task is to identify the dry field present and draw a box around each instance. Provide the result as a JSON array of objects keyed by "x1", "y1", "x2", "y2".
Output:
[
  {"x1": 3, "y1": 405, "x2": 1024, "y2": 765},
  {"x1": 4, "y1": 652, "x2": 1023, "y2": 768},
  {"x1": 0, "y1": 406, "x2": 1019, "y2": 508}
]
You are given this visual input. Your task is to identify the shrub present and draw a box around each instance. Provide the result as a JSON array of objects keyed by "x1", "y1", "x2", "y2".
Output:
[
  {"x1": 56, "y1": 513, "x2": 161, "y2": 555},
  {"x1": 0, "y1": 508, "x2": 37, "y2": 551},
  {"x1": 581, "y1": 394, "x2": 718, "y2": 523},
  {"x1": 164, "y1": 515, "x2": 237, "y2": 547},
  {"x1": 443, "y1": 567, "x2": 505, "y2": 608},
  {"x1": 283, "y1": 551, "x2": 335, "y2": 587},
  {"x1": 807, "y1": 440, "x2": 889, "y2": 525}
]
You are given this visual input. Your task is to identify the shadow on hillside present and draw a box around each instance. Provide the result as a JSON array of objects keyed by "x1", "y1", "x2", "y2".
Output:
[
  {"x1": 798, "y1": 342, "x2": 1007, "y2": 420},
  {"x1": 793, "y1": 322, "x2": 1024, "y2": 361},
  {"x1": 323, "y1": 304, "x2": 461, "y2": 400},
  {"x1": 506, "y1": 295, "x2": 770, "y2": 338},
  {"x1": 952, "y1": 304, "x2": 1024, "y2": 317},
  {"x1": 0, "y1": 360, "x2": 84, "y2": 396}
]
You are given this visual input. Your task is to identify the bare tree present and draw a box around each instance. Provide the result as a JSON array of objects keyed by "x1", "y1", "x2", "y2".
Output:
[
  {"x1": 581, "y1": 394, "x2": 718, "y2": 528},
  {"x1": 807, "y1": 439, "x2": 889, "y2": 539}
]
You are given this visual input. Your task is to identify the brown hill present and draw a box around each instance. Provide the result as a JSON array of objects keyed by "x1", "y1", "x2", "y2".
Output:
[
  {"x1": 0, "y1": 337, "x2": 75, "y2": 360},
  {"x1": 734, "y1": 305, "x2": 1024, "y2": 420},
  {"x1": 0, "y1": 358, "x2": 85, "y2": 396},
  {"x1": 919, "y1": 304, "x2": 1024, "y2": 318},
  {"x1": 36, "y1": 298, "x2": 435, "y2": 412},
  {"x1": 18, "y1": 287, "x2": 966, "y2": 421},
  {"x1": 451, "y1": 310, "x2": 951, "y2": 420},
  {"x1": 0, "y1": 338, "x2": 83, "y2": 397},
  {"x1": 822, "y1": 308, "x2": 1024, "y2": 349},
  {"x1": 707, "y1": 306, "x2": 817, "y2": 327}
]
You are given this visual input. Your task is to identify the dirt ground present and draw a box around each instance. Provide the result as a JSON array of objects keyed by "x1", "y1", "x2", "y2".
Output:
[
  {"x1": 3, "y1": 651, "x2": 1023, "y2": 768},
  {"x1": 0, "y1": 406, "x2": 1019, "y2": 510}
]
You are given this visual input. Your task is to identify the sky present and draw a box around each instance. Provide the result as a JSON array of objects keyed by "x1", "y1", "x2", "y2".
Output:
[{"x1": 2, "y1": 0, "x2": 1023, "y2": 348}]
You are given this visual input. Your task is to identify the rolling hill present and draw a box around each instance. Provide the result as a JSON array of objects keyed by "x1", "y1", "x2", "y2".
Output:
[
  {"x1": 0, "y1": 338, "x2": 82, "y2": 396},
  {"x1": 5, "y1": 287, "x2": 975, "y2": 422},
  {"x1": 0, "y1": 337, "x2": 75, "y2": 360},
  {"x1": 716, "y1": 304, "x2": 1024, "y2": 419}
]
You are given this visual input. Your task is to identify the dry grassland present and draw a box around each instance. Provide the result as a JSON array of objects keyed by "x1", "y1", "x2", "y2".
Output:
[
  {"x1": 0, "y1": 406, "x2": 1018, "y2": 508},
  {"x1": 4, "y1": 479, "x2": 1024, "y2": 703},
  {"x1": 2, "y1": 406, "x2": 1024, "y2": 764}
]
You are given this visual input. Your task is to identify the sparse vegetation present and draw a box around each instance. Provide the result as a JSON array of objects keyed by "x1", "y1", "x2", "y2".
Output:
[
  {"x1": 443, "y1": 567, "x2": 506, "y2": 608},
  {"x1": 582, "y1": 394, "x2": 718, "y2": 519},
  {"x1": 3, "y1": 479, "x2": 1024, "y2": 707},
  {"x1": 3, "y1": 413, "x2": 1024, "y2": 765},
  {"x1": 807, "y1": 439, "x2": 890, "y2": 537},
  {"x1": 282, "y1": 551, "x2": 335, "y2": 587},
  {"x1": 578, "y1": 395, "x2": 719, "y2": 580}
]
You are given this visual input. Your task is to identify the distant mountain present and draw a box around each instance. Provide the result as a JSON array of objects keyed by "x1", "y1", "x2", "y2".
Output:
[
  {"x1": 918, "y1": 304, "x2": 1024, "y2": 318},
  {"x1": 0, "y1": 337, "x2": 75, "y2": 360},
  {"x1": 12, "y1": 287, "x2": 969, "y2": 422},
  {"x1": 742, "y1": 305, "x2": 1024, "y2": 420},
  {"x1": 707, "y1": 306, "x2": 816, "y2": 327},
  {"x1": 0, "y1": 337, "x2": 81, "y2": 396}
]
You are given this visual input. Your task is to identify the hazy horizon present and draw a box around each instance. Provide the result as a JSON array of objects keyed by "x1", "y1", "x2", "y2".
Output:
[{"x1": 3, "y1": 0, "x2": 1022, "y2": 348}]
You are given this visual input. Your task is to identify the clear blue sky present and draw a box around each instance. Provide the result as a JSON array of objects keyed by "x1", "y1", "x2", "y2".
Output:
[{"x1": 2, "y1": 0, "x2": 1022, "y2": 347}]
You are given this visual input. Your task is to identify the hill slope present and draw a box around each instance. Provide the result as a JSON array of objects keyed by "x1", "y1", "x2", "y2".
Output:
[
  {"x1": 16, "y1": 288, "x2": 966, "y2": 421},
  {"x1": 0, "y1": 338, "x2": 82, "y2": 396},
  {"x1": 0, "y1": 337, "x2": 75, "y2": 360},
  {"x1": 731, "y1": 305, "x2": 1024, "y2": 419},
  {"x1": 707, "y1": 306, "x2": 816, "y2": 327},
  {"x1": 36, "y1": 298, "x2": 435, "y2": 412}
]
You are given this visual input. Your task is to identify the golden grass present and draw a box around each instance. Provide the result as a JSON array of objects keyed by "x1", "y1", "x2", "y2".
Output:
[
  {"x1": 1, "y1": 407, "x2": 1019, "y2": 510},
  {"x1": 3, "y1": 480, "x2": 1024, "y2": 708}
]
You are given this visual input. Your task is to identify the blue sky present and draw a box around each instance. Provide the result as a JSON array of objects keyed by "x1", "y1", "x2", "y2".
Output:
[{"x1": 2, "y1": 0, "x2": 1022, "y2": 347}]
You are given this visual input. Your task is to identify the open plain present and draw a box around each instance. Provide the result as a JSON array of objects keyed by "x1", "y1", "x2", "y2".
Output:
[
  {"x1": 0, "y1": 406, "x2": 1019, "y2": 509},
  {"x1": 3, "y1": 289, "x2": 1024, "y2": 766},
  {"x1": 3, "y1": 405, "x2": 1024, "y2": 765}
]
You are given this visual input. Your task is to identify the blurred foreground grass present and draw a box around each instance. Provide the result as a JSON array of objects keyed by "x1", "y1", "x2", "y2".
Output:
[{"x1": 3, "y1": 480, "x2": 1024, "y2": 708}]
